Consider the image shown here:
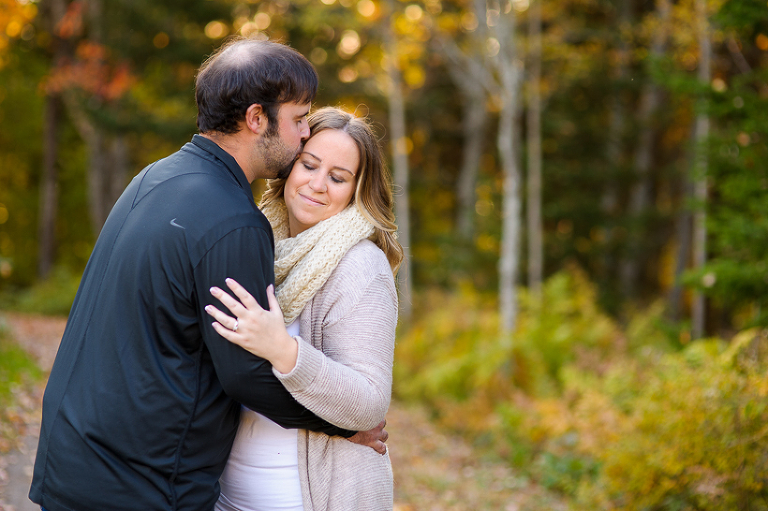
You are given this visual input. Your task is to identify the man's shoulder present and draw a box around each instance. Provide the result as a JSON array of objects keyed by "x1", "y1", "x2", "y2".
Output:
[
  {"x1": 131, "y1": 146, "x2": 271, "y2": 248},
  {"x1": 136, "y1": 147, "x2": 255, "y2": 216}
]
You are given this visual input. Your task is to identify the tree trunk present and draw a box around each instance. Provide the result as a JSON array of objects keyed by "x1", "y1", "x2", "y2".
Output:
[
  {"x1": 109, "y1": 135, "x2": 130, "y2": 205},
  {"x1": 491, "y1": 1, "x2": 523, "y2": 334},
  {"x1": 618, "y1": 0, "x2": 670, "y2": 297},
  {"x1": 455, "y1": 91, "x2": 488, "y2": 241},
  {"x1": 38, "y1": 94, "x2": 62, "y2": 279},
  {"x1": 601, "y1": 0, "x2": 631, "y2": 288},
  {"x1": 692, "y1": 0, "x2": 711, "y2": 338},
  {"x1": 434, "y1": 0, "x2": 491, "y2": 243},
  {"x1": 59, "y1": 0, "x2": 129, "y2": 236},
  {"x1": 384, "y1": 0, "x2": 413, "y2": 320},
  {"x1": 498, "y1": 94, "x2": 522, "y2": 334},
  {"x1": 37, "y1": 0, "x2": 69, "y2": 279},
  {"x1": 668, "y1": 189, "x2": 692, "y2": 321},
  {"x1": 85, "y1": 127, "x2": 107, "y2": 234},
  {"x1": 526, "y1": 0, "x2": 543, "y2": 296}
]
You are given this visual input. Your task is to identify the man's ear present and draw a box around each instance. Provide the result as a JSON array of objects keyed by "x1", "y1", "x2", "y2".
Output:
[{"x1": 245, "y1": 104, "x2": 268, "y2": 135}]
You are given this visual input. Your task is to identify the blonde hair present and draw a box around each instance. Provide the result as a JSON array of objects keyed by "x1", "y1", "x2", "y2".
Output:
[{"x1": 261, "y1": 107, "x2": 404, "y2": 273}]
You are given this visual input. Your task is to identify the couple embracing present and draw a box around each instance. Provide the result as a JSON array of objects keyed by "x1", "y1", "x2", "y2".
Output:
[{"x1": 30, "y1": 37, "x2": 402, "y2": 511}]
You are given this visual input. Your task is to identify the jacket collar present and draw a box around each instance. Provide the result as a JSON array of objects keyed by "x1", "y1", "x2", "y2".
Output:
[{"x1": 191, "y1": 134, "x2": 253, "y2": 195}]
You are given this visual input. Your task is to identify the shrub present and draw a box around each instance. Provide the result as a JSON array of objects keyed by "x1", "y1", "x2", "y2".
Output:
[
  {"x1": 394, "y1": 269, "x2": 768, "y2": 510},
  {"x1": 395, "y1": 267, "x2": 622, "y2": 400},
  {"x1": 565, "y1": 330, "x2": 768, "y2": 510},
  {"x1": 0, "y1": 265, "x2": 80, "y2": 316},
  {"x1": 393, "y1": 268, "x2": 626, "y2": 468}
]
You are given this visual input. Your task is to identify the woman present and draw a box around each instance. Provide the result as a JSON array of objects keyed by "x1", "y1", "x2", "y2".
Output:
[{"x1": 206, "y1": 106, "x2": 403, "y2": 511}]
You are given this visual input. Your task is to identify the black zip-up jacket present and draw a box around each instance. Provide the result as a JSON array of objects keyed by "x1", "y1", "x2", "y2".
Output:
[{"x1": 30, "y1": 136, "x2": 352, "y2": 511}]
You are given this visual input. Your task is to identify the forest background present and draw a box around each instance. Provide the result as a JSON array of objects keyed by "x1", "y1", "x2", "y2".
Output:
[{"x1": 0, "y1": 0, "x2": 767, "y2": 509}]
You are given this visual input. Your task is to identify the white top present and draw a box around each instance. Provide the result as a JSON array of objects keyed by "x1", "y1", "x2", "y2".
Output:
[{"x1": 215, "y1": 320, "x2": 303, "y2": 511}]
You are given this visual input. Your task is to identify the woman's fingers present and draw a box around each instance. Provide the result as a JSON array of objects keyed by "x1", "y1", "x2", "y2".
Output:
[
  {"x1": 207, "y1": 281, "x2": 289, "y2": 362},
  {"x1": 225, "y1": 278, "x2": 261, "y2": 310},
  {"x1": 211, "y1": 320, "x2": 237, "y2": 340},
  {"x1": 209, "y1": 286, "x2": 246, "y2": 317},
  {"x1": 204, "y1": 304, "x2": 238, "y2": 331},
  {"x1": 266, "y1": 285, "x2": 284, "y2": 319}
]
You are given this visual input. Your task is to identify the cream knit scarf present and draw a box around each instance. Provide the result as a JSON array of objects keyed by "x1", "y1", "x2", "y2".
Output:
[{"x1": 261, "y1": 199, "x2": 375, "y2": 324}]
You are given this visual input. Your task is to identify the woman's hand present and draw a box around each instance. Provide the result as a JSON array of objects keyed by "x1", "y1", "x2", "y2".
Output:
[{"x1": 206, "y1": 279, "x2": 298, "y2": 374}]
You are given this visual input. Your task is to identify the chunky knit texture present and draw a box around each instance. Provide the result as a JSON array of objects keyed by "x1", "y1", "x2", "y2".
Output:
[
  {"x1": 261, "y1": 199, "x2": 375, "y2": 324},
  {"x1": 275, "y1": 240, "x2": 398, "y2": 511}
]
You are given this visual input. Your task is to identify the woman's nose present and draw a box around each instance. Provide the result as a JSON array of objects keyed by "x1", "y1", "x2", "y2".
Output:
[{"x1": 308, "y1": 173, "x2": 326, "y2": 192}]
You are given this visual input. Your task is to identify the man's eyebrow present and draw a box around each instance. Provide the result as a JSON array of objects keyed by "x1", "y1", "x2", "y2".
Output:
[{"x1": 302, "y1": 151, "x2": 355, "y2": 176}]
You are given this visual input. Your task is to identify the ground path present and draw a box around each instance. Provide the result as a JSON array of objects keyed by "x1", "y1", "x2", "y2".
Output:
[{"x1": 0, "y1": 312, "x2": 564, "y2": 511}]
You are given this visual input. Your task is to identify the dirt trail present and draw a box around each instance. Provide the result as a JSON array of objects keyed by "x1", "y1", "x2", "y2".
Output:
[
  {"x1": 0, "y1": 313, "x2": 60, "y2": 511},
  {"x1": 0, "y1": 312, "x2": 563, "y2": 511}
]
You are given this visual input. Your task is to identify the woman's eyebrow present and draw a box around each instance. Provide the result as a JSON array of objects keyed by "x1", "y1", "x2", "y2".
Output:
[{"x1": 303, "y1": 151, "x2": 355, "y2": 176}]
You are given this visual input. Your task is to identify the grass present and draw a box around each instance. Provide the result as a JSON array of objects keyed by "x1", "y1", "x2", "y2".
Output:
[{"x1": 0, "y1": 320, "x2": 44, "y2": 452}]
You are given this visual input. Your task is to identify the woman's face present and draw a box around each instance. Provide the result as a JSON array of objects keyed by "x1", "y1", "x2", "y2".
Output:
[{"x1": 284, "y1": 129, "x2": 359, "y2": 237}]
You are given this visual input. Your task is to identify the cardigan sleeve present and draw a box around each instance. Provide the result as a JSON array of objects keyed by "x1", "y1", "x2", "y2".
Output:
[{"x1": 274, "y1": 243, "x2": 398, "y2": 431}]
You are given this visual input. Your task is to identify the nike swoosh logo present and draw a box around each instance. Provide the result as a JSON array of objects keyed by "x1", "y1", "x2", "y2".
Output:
[{"x1": 170, "y1": 218, "x2": 185, "y2": 229}]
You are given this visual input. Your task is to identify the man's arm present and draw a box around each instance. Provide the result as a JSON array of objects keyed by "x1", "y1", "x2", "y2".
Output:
[{"x1": 195, "y1": 226, "x2": 354, "y2": 437}]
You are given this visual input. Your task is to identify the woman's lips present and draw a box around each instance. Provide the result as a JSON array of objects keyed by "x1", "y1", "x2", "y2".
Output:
[{"x1": 299, "y1": 193, "x2": 325, "y2": 206}]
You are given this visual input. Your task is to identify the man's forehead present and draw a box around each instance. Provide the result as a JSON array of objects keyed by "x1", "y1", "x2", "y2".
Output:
[{"x1": 279, "y1": 102, "x2": 311, "y2": 117}]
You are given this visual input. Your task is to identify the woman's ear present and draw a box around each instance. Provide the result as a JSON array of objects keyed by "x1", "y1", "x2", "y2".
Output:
[{"x1": 245, "y1": 104, "x2": 268, "y2": 135}]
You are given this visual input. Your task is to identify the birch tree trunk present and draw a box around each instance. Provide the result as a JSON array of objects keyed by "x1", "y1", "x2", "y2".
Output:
[
  {"x1": 455, "y1": 88, "x2": 488, "y2": 241},
  {"x1": 384, "y1": 0, "x2": 413, "y2": 320},
  {"x1": 691, "y1": 0, "x2": 711, "y2": 338},
  {"x1": 491, "y1": 1, "x2": 524, "y2": 334},
  {"x1": 526, "y1": 0, "x2": 543, "y2": 296}
]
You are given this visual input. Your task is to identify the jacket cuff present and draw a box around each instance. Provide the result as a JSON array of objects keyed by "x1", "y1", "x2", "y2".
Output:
[{"x1": 273, "y1": 336, "x2": 323, "y2": 391}]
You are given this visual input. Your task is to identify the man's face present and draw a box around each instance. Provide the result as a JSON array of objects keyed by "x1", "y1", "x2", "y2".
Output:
[{"x1": 257, "y1": 102, "x2": 311, "y2": 179}]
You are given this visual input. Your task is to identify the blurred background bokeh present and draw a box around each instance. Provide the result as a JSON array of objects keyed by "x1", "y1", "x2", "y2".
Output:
[{"x1": 1, "y1": 0, "x2": 767, "y2": 509}]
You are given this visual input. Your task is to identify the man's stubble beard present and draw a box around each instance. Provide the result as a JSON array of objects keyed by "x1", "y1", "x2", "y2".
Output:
[{"x1": 259, "y1": 128, "x2": 303, "y2": 180}]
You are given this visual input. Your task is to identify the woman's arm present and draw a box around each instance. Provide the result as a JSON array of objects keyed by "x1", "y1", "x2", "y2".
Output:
[
  {"x1": 207, "y1": 280, "x2": 299, "y2": 374},
  {"x1": 277, "y1": 269, "x2": 397, "y2": 431},
  {"x1": 270, "y1": 242, "x2": 398, "y2": 431},
  {"x1": 206, "y1": 243, "x2": 398, "y2": 432}
]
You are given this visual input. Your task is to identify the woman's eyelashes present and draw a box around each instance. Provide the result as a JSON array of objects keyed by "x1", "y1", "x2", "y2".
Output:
[{"x1": 302, "y1": 162, "x2": 347, "y2": 185}]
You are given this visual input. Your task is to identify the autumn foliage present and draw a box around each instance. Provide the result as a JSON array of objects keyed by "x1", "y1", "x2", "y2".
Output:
[{"x1": 394, "y1": 272, "x2": 768, "y2": 509}]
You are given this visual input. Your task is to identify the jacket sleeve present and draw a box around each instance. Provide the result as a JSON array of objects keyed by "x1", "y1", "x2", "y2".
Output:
[
  {"x1": 275, "y1": 246, "x2": 398, "y2": 431},
  {"x1": 194, "y1": 225, "x2": 354, "y2": 437}
]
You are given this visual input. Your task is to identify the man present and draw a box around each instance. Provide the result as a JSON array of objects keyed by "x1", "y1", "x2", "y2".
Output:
[{"x1": 30, "y1": 38, "x2": 383, "y2": 511}]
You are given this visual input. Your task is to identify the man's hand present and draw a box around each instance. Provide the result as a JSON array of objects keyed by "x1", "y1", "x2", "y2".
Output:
[{"x1": 347, "y1": 419, "x2": 389, "y2": 454}]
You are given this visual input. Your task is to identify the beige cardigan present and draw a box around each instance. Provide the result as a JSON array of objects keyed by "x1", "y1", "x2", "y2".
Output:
[{"x1": 274, "y1": 240, "x2": 398, "y2": 511}]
